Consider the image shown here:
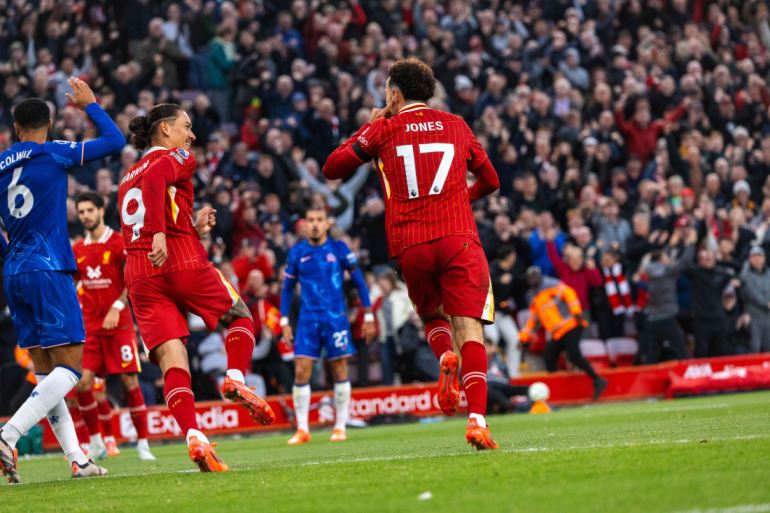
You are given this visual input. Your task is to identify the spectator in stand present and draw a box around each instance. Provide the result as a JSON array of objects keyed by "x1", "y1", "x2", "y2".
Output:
[
  {"x1": 485, "y1": 245, "x2": 526, "y2": 378},
  {"x1": 598, "y1": 249, "x2": 633, "y2": 341},
  {"x1": 376, "y1": 270, "x2": 413, "y2": 386},
  {"x1": 519, "y1": 267, "x2": 608, "y2": 399},
  {"x1": 207, "y1": 24, "x2": 238, "y2": 122},
  {"x1": 684, "y1": 249, "x2": 738, "y2": 357},
  {"x1": 740, "y1": 247, "x2": 770, "y2": 353},
  {"x1": 485, "y1": 339, "x2": 530, "y2": 414},
  {"x1": 190, "y1": 94, "x2": 221, "y2": 148},
  {"x1": 232, "y1": 239, "x2": 274, "y2": 287},
  {"x1": 546, "y1": 229, "x2": 603, "y2": 313},
  {"x1": 529, "y1": 210, "x2": 564, "y2": 277},
  {"x1": 595, "y1": 198, "x2": 632, "y2": 252},
  {"x1": 724, "y1": 285, "x2": 752, "y2": 355},
  {"x1": 643, "y1": 228, "x2": 696, "y2": 363}
]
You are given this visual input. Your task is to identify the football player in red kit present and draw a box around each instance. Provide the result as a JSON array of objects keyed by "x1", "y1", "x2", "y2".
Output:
[
  {"x1": 119, "y1": 104, "x2": 274, "y2": 472},
  {"x1": 71, "y1": 191, "x2": 155, "y2": 461},
  {"x1": 323, "y1": 58, "x2": 501, "y2": 449}
]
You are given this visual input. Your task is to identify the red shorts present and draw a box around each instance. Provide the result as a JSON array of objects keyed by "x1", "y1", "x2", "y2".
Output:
[
  {"x1": 398, "y1": 236, "x2": 494, "y2": 324},
  {"x1": 83, "y1": 327, "x2": 140, "y2": 376},
  {"x1": 128, "y1": 263, "x2": 239, "y2": 362}
]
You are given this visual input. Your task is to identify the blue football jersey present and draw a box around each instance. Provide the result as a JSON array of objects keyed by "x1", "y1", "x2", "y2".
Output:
[
  {"x1": 0, "y1": 140, "x2": 87, "y2": 276},
  {"x1": 284, "y1": 239, "x2": 359, "y2": 319}
]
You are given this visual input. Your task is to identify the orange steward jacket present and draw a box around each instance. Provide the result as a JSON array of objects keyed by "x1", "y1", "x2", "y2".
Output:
[{"x1": 519, "y1": 276, "x2": 588, "y2": 343}]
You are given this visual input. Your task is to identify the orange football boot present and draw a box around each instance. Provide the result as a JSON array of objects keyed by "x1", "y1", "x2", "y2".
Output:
[
  {"x1": 438, "y1": 352, "x2": 460, "y2": 416},
  {"x1": 105, "y1": 439, "x2": 120, "y2": 457},
  {"x1": 466, "y1": 419, "x2": 499, "y2": 450},
  {"x1": 188, "y1": 436, "x2": 229, "y2": 472},
  {"x1": 0, "y1": 434, "x2": 19, "y2": 484},
  {"x1": 287, "y1": 430, "x2": 311, "y2": 445},
  {"x1": 221, "y1": 376, "x2": 275, "y2": 426},
  {"x1": 330, "y1": 429, "x2": 347, "y2": 441}
]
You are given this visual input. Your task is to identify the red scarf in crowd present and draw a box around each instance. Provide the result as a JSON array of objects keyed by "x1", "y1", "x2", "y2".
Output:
[{"x1": 603, "y1": 263, "x2": 632, "y2": 314}]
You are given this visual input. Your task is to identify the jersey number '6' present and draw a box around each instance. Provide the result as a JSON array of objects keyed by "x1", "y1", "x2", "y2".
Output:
[
  {"x1": 121, "y1": 188, "x2": 146, "y2": 242},
  {"x1": 7, "y1": 167, "x2": 34, "y2": 218}
]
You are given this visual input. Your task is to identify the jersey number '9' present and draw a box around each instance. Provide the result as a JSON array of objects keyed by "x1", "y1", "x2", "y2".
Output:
[
  {"x1": 395, "y1": 143, "x2": 454, "y2": 199},
  {"x1": 7, "y1": 167, "x2": 34, "y2": 218},
  {"x1": 121, "y1": 188, "x2": 146, "y2": 242}
]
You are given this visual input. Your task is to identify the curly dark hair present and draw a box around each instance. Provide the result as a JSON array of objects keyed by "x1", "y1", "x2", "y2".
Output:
[
  {"x1": 128, "y1": 103, "x2": 184, "y2": 150},
  {"x1": 387, "y1": 58, "x2": 436, "y2": 103},
  {"x1": 13, "y1": 98, "x2": 50, "y2": 130}
]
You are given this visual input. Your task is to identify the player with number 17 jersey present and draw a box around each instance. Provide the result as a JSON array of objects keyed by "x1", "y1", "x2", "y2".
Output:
[
  {"x1": 118, "y1": 146, "x2": 237, "y2": 357},
  {"x1": 324, "y1": 86, "x2": 500, "y2": 323}
]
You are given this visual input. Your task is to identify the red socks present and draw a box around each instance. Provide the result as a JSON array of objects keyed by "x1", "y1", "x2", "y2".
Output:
[
  {"x1": 97, "y1": 399, "x2": 114, "y2": 437},
  {"x1": 126, "y1": 387, "x2": 149, "y2": 440},
  {"x1": 164, "y1": 368, "x2": 199, "y2": 435},
  {"x1": 225, "y1": 317, "x2": 256, "y2": 375},
  {"x1": 461, "y1": 341, "x2": 488, "y2": 416},
  {"x1": 76, "y1": 389, "x2": 100, "y2": 436},
  {"x1": 426, "y1": 319, "x2": 454, "y2": 360},
  {"x1": 69, "y1": 405, "x2": 90, "y2": 444}
]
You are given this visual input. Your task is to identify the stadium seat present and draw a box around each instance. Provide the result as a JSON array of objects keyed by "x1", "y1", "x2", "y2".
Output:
[
  {"x1": 606, "y1": 338, "x2": 639, "y2": 367},
  {"x1": 578, "y1": 339, "x2": 611, "y2": 369}
]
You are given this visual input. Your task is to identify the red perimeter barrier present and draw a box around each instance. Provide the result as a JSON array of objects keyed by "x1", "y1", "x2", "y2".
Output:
[{"x1": 3, "y1": 354, "x2": 769, "y2": 449}]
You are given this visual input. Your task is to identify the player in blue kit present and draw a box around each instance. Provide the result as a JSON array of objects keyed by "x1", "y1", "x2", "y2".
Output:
[
  {"x1": 0, "y1": 78, "x2": 125, "y2": 483},
  {"x1": 281, "y1": 208, "x2": 376, "y2": 444}
]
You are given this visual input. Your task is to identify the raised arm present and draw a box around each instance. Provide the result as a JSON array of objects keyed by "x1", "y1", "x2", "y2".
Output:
[
  {"x1": 468, "y1": 158, "x2": 500, "y2": 202},
  {"x1": 66, "y1": 78, "x2": 124, "y2": 162}
]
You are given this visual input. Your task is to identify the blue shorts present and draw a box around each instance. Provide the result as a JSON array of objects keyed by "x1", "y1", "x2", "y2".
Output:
[
  {"x1": 294, "y1": 314, "x2": 356, "y2": 361},
  {"x1": 4, "y1": 271, "x2": 86, "y2": 349}
]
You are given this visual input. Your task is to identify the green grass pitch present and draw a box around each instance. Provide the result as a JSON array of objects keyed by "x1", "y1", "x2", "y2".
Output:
[{"x1": 3, "y1": 391, "x2": 770, "y2": 513}]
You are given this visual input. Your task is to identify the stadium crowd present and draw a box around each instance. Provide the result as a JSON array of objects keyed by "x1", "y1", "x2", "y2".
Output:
[{"x1": 2, "y1": 0, "x2": 770, "y2": 409}]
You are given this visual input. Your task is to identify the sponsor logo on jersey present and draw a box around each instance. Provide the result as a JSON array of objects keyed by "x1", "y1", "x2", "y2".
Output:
[
  {"x1": 169, "y1": 151, "x2": 184, "y2": 165},
  {"x1": 103, "y1": 251, "x2": 111, "y2": 264},
  {"x1": 54, "y1": 140, "x2": 77, "y2": 148},
  {"x1": 301, "y1": 256, "x2": 311, "y2": 262},
  {"x1": 86, "y1": 266, "x2": 102, "y2": 279},
  {"x1": 326, "y1": 253, "x2": 337, "y2": 262},
  {"x1": 176, "y1": 148, "x2": 190, "y2": 159}
]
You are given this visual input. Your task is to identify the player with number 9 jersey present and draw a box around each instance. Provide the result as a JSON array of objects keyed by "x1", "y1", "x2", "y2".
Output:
[{"x1": 119, "y1": 104, "x2": 273, "y2": 472}]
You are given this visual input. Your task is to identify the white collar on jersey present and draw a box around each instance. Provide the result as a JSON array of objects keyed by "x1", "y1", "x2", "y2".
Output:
[
  {"x1": 145, "y1": 146, "x2": 166, "y2": 155},
  {"x1": 84, "y1": 226, "x2": 113, "y2": 246},
  {"x1": 397, "y1": 103, "x2": 429, "y2": 115}
]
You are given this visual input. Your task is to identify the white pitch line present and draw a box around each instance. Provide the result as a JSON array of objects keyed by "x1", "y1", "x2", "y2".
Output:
[{"x1": 674, "y1": 504, "x2": 770, "y2": 513}]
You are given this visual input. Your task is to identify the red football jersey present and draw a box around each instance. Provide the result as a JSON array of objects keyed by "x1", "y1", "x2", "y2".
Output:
[
  {"x1": 351, "y1": 103, "x2": 488, "y2": 257},
  {"x1": 118, "y1": 146, "x2": 208, "y2": 287},
  {"x1": 73, "y1": 227, "x2": 132, "y2": 335}
]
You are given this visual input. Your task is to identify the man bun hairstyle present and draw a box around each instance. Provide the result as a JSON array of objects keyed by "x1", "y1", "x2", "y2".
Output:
[
  {"x1": 75, "y1": 190, "x2": 105, "y2": 209},
  {"x1": 129, "y1": 103, "x2": 183, "y2": 150},
  {"x1": 388, "y1": 58, "x2": 436, "y2": 103},
  {"x1": 13, "y1": 98, "x2": 51, "y2": 130}
]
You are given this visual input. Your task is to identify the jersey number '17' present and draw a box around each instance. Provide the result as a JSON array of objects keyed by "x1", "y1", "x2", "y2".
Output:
[{"x1": 395, "y1": 143, "x2": 454, "y2": 199}]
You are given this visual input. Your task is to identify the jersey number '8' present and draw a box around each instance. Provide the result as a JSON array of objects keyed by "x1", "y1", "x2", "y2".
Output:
[
  {"x1": 121, "y1": 188, "x2": 146, "y2": 242},
  {"x1": 7, "y1": 167, "x2": 34, "y2": 218},
  {"x1": 395, "y1": 143, "x2": 454, "y2": 199}
]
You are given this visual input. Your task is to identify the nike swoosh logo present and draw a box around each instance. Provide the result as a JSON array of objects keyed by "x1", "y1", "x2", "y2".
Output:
[
  {"x1": 466, "y1": 382, "x2": 477, "y2": 389},
  {"x1": 431, "y1": 336, "x2": 439, "y2": 341},
  {"x1": 121, "y1": 362, "x2": 132, "y2": 368},
  {"x1": 77, "y1": 257, "x2": 86, "y2": 263},
  {"x1": 301, "y1": 256, "x2": 311, "y2": 262}
]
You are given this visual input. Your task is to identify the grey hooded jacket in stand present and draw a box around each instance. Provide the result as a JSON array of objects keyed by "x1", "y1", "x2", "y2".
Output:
[{"x1": 644, "y1": 243, "x2": 695, "y2": 320}]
